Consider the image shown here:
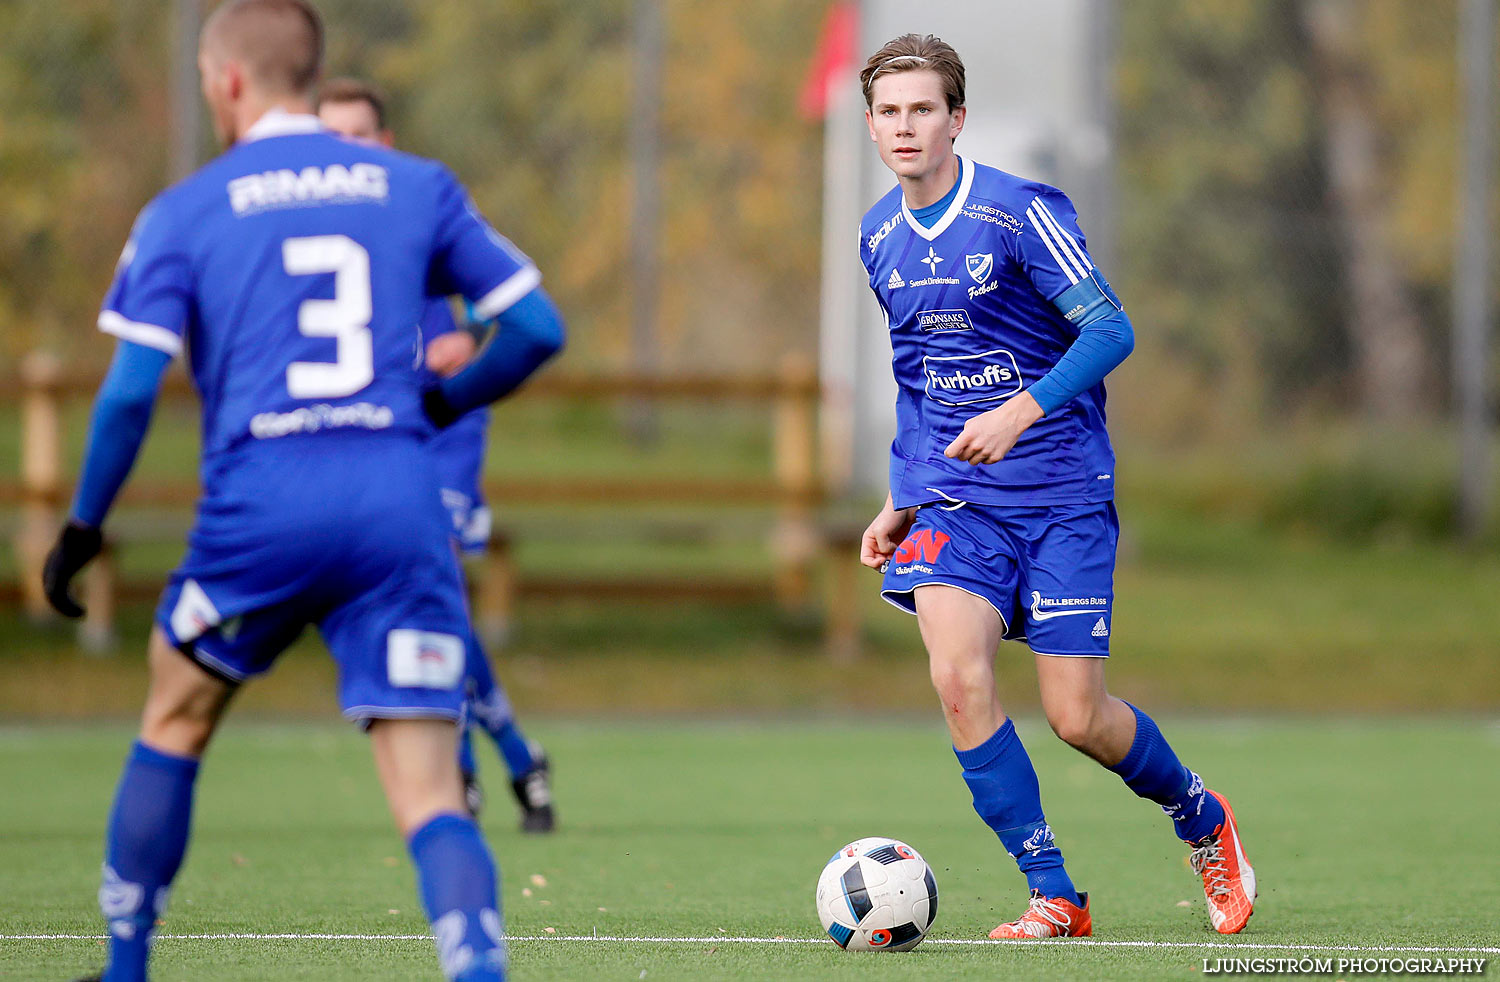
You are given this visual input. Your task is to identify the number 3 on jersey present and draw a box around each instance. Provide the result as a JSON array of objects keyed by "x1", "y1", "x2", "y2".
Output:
[{"x1": 282, "y1": 234, "x2": 374, "y2": 399}]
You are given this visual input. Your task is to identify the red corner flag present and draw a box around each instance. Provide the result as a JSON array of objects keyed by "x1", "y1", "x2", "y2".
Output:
[{"x1": 799, "y1": 2, "x2": 859, "y2": 121}]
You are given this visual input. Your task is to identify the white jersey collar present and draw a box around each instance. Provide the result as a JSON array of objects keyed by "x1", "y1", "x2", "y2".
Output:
[
  {"x1": 242, "y1": 108, "x2": 324, "y2": 143},
  {"x1": 901, "y1": 155, "x2": 973, "y2": 242}
]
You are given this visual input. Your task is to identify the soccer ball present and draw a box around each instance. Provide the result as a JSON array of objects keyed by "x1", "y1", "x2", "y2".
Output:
[{"x1": 816, "y1": 837, "x2": 938, "y2": 951}]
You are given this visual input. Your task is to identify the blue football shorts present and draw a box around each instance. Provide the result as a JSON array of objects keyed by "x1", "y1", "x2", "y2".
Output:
[
  {"x1": 880, "y1": 499, "x2": 1118, "y2": 657},
  {"x1": 155, "y1": 434, "x2": 472, "y2": 725},
  {"x1": 429, "y1": 411, "x2": 491, "y2": 556}
]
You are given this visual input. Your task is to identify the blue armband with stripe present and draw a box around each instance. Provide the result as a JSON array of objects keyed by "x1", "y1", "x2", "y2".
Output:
[
  {"x1": 1055, "y1": 270, "x2": 1123, "y2": 329},
  {"x1": 1027, "y1": 273, "x2": 1134, "y2": 416}
]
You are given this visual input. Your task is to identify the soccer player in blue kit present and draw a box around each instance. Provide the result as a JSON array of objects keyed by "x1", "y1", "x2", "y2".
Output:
[
  {"x1": 316, "y1": 78, "x2": 555, "y2": 834},
  {"x1": 39, "y1": 3, "x2": 563, "y2": 980},
  {"x1": 855, "y1": 35, "x2": 1256, "y2": 939}
]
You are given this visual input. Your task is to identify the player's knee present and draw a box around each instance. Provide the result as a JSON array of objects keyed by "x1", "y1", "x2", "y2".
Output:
[
  {"x1": 138, "y1": 709, "x2": 216, "y2": 758},
  {"x1": 928, "y1": 655, "x2": 991, "y2": 710},
  {"x1": 139, "y1": 684, "x2": 225, "y2": 756},
  {"x1": 1045, "y1": 702, "x2": 1103, "y2": 752},
  {"x1": 139, "y1": 631, "x2": 232, "y2": 755}
]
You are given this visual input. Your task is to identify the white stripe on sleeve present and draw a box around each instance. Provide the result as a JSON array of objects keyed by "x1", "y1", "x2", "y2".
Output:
[
  {"x1": 1026, "y1": 205, "x2": 1084, "y2": 285},
  {"x1": 98, "y1": 310, "x2": 183, "y2": 357},
  {"x1": 471, "y1": 265, "x2": 542, "y2": 321},
  {"x1": 1034, "y1": 198, "x2": 1093, "y2": 275}
]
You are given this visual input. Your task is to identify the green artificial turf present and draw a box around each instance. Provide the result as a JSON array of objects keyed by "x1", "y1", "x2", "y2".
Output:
[{"x1": 2, "y1": 717, "x2": 1497, "y2": 980}]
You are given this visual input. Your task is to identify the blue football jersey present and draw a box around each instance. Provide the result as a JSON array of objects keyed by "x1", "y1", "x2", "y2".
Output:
[
  {"x1": 861, "y1": 157, "x2": 1119, "y2": 509},
  {"x1": 99, "y1": 111, "x2": 539, "y2": 492}
]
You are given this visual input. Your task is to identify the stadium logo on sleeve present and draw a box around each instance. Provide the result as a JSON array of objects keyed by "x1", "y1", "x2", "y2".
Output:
[
  {"x1": 917, "y1": 309, "x2": 974, "y2": 333},
  {"x1": 922, "y1": 349, "x2": 1023, "y2": 406},
  {"x1": 867, "y1": 212, "x2": 905, "y2": 252}
]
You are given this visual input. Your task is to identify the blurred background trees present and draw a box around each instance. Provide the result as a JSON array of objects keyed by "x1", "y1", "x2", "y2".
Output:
[{"x1": 2, "y1": 0, "x2": 1495, "y2": 529}]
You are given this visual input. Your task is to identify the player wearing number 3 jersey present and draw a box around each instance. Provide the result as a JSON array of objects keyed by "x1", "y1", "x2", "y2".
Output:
[
  {"x1": 856, "y1": 34, "x2": 1255, "y2": 941},
  {"x1": 40, "y1": 3, "x2": 561, "y2": 981}
]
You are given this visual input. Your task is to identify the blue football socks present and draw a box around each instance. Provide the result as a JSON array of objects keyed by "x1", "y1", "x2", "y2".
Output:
[
  {"x1": 408, "y1": 813, "x2": 507, "y2": 982},
  {"x1": 1107, "y1": 702, "x2": 1225, "y2": 843},
  {"x1": 463, "y1": 632, "x2": 540, "y2": 779},
  {"x1": 100, "y1": 741, "x2": 200, "y2": 982},
  {"x1": 955, "y1": 719, "x2": 1081, "y2": 906},
  {"x1": 491, "y1": 721, "x2": 539, "y2": 779}
]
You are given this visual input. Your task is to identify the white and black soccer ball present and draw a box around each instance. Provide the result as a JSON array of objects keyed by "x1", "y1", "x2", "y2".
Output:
[{"x1": 816, "y1": 837, "x2": 938, "y2": 951}]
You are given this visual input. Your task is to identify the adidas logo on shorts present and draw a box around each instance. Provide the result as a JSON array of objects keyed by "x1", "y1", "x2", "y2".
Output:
[{"x1": 1091, "y1": 617, "x2": 1109, "y2": 638}]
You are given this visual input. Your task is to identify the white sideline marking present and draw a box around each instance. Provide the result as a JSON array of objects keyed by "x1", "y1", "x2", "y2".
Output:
[{"x1": 5, "y1": 933, "x2": 1498, "y2": 954}]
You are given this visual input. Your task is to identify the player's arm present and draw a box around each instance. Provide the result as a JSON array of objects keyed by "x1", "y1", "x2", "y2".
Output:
[
  {"x1": 420, "y1": 297, "x2": 477, "y2": 378},
  {"x1": 861, "y1": 492, "x2": 916, "y2": 570},
  {"x1": 421, "y1": 287, "x2": 565, "y2": 427},
  {"x1": 1026, "y1": 276, "x2": 1134, "y2": 415},
  {"x1": 423, "y1": 300, "x2": 499, "y2": 378},
  {"x1": 45, "y1": 198, "x2": 188, "y2": 616},
  {"x1": 420, "y1": 166, "x2": 566, "y2": 427},
  {"x1": 460, "y1": 301, "x2": 493, "y2": 345},
  {"x1": 857, "y1": 230, "x2": 918, "y2": 566},
  {"x1": 946, "y1": 191, "x2": 1134, "y2": 465},
  {"x1": 43, "y1": 340, "x2": 172, "y2": 616}
]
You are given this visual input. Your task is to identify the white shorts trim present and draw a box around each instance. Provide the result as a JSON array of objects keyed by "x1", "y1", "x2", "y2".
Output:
[
  {"x1": 880, "y1": 580, "x2": 1011, "y2": 638},
  {"x1": 186, "y1": 645, "x2": 252, "y2": 682},
  {"x1": 343, "y1": 705, "x2": 463, "y2": 722},
  {"x1": 343, "y1": 705, "x2": 463, "y2": 731}
]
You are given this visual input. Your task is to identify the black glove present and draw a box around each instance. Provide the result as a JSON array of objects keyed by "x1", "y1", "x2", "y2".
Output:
[
  {"x1": 42, "y1": 521, "x2": 104, "y2": 618},
  {"x1": 421, "y1": 386, "x2": 461, "y2": 430}
]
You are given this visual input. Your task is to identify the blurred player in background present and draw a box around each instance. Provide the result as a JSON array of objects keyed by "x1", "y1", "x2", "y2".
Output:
[
  {"x1": 317, "y1": 77, "x2": 555, "y2": 834},
  {"x1": 41, "y1": 2, "x2": 564, "y2": 979},
  {"x1": 855, "y1": 35, "x2": 1255, "y2": 939}
]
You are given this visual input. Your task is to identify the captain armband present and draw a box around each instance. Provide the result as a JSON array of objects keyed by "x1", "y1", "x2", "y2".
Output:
[{"x1": 1052, "y1": 271, "x2": 1123, "y2": 329}]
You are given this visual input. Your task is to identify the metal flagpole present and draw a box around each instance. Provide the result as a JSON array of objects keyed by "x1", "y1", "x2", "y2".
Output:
[
  {"x1": 627, "y1": 0, "x2": 663, "y2": 445},
  {"x1": 1454, "y1": 0, "x2": 1496, "y2": 541},
  {"x1": 169, "y1": 0, "x2": 202, "y2": 183}
]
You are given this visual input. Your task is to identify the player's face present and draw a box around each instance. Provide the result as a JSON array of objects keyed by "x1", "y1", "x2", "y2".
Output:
[
  {"x1": 318, "y1": 100, "x2": 393, "y2": 147},
  {"x1": 865, "y1": 70, "x2": 966, "y2": 188}
]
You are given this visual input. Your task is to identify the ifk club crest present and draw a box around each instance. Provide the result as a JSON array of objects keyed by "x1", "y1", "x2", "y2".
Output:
[{"x1": 966, "y1": 253, "x2": 993, "y2": 284}]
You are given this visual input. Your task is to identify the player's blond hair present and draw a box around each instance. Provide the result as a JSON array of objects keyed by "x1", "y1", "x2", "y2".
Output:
[
  {"x1": 201, "y1": 0, "x2": 324, "y2": 95},
  {"x1": 859, "y1": 34, "x2": 965, "y2": 111}
]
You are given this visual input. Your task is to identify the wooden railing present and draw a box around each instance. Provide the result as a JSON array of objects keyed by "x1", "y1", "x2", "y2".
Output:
[{"x1": 3, "y1": 351, "x2": 863, "y2": 660}]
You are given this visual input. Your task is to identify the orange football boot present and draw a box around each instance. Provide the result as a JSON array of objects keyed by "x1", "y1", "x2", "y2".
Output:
[
  {"x1": 1190, "y1": 790, "x2": 1257, "y2": 933},
  {"x1": 989, "y1": 889, "x2": 1092, "y2": 939}
]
